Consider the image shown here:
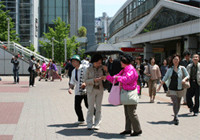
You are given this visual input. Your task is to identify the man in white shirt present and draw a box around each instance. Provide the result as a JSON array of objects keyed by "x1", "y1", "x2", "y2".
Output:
[{"x1": 68, "y1": 55, "x2": 88, "y2": 124}]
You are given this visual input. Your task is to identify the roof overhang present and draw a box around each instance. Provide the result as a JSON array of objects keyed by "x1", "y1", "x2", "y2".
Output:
[{"x1": 125, "y1": 0, "x2": 200, "y2": 44}]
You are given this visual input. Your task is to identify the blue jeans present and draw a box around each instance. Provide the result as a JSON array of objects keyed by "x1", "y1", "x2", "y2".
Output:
[{"x1": 13, "y1": 69, "x2": 19, "y2": 83}]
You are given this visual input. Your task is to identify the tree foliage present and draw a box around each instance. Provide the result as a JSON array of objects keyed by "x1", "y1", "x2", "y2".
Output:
[
  {"x1": 26, "y1": 43, "x2": 35, "y2": 52},
  {"x1": 0, "y1": 2, "x2": 19, "y2": 42},
  {"x1": 39, "y1": 17, "x2": 79, "y2": 63},
  {"x1": 78, "y1": 26, "x2": 87, "y2": 37}
]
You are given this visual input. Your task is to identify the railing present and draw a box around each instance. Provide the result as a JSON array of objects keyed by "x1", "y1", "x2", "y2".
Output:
[{"x1": 0, "y1": 41, "x2": 49, "y2": 63}]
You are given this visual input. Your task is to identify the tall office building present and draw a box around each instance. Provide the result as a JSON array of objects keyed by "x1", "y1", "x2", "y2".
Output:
[
  {"x1": 70, "y1": 0, "x2": 95, "y2": 50},
  {"x1": 82, "y1": 0, "x2": 95, "y2": 50},
  {"x1": 1, "y1": 0, "x2": 39, "y2": 51},
  {"x1": 39, "y1": 0, "x2": 70, "y2": 37}
]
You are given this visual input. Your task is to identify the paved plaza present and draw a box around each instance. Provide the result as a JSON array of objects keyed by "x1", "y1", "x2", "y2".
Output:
[{"x1": 0, "y1": 76, "x2": 199, "y2": 140}]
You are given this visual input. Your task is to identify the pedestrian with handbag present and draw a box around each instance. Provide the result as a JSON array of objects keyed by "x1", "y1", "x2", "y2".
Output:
[
  {"x1": 144, "y1": 57, "x2": 161, "y2": 103},
  {"x1": 85, "y1": 54, "x2": 106, "y2": 130},
  {"x1": 157, "y1": 54, "x2": 189, "y2": 125},
  {"x1": 106, "y1": 53, "x2": 142, "y2": 137},
  {"x1": 186, "y1": 54, "x2": 200, "y2": 116},
  {"x1": 68, "y1": 55, "x2": 89, "y2": 124}
]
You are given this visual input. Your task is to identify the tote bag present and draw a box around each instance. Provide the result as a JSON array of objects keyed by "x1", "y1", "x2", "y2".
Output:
[
  {"x1": 120, "y1": 88, "x2": 139, "y2": 105},
  {"x1": 108, "y1": 80, "x2": 121, "y2": 106}
]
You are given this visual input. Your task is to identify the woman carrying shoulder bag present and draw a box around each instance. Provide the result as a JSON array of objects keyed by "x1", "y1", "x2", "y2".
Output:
[
  {"x1": 157, "y1": 54, "x2": 189, "y2": 125},
  {"x1": 106, "y1": 53, "x2": 142, "y2": 137}
]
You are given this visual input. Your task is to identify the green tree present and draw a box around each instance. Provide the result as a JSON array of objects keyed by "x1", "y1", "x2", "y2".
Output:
[
  {"x1": 0, "y1": 2, "x2": 19, "y2": 42},
  {"x1": 39, "y1": 17, "x2": 79, "y2": 63},
  {"x1": 26, "y1": 43, "x2": 35, "y2": 52},
  {"x1": 78, "y1": 26, "x2": 87, "y2": 37}
]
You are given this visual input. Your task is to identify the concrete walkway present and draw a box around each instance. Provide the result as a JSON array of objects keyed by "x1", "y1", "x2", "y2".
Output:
[{"x1": 0, "y1": 76, "x2": 199, "y2": 140}]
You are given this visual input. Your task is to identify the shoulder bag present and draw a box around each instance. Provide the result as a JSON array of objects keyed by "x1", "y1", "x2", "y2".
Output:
[
  {"x1": 120, "y1": 88, "x2": 139, "y2": 105},
  {"x1": 144, "y1": 64, "x2": 150, "y2": 82},
  {"x1": 181, "y1": 66, "x2": 190, "y2": 89}
]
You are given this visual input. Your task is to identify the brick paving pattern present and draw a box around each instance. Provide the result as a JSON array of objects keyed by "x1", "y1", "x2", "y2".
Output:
[{"x1": 0, "y1": 76, "x2": 199, "y2": 140}]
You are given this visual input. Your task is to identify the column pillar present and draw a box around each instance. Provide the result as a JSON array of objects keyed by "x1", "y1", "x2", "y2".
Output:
[
  {"x1": 144, "y1": 43, "x2": 153, "y2": 60},
  {"x1": 184, "y1": 36, "x2": 198, "y2": 54}
]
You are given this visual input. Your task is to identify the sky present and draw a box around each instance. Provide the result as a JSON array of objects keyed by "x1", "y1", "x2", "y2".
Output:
[{"x1": 95, "y1": 0, "x2": 127, "y2": 18}]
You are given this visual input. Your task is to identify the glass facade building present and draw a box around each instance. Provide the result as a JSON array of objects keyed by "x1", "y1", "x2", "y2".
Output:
[
  {"x1": 19, "y1": 0, "x2": 31, "y2": 46},
  {"x1": 82, "y1": 0, "x2": 95, "y2": 49},
  {"x1": 39, "y1": 0, "x2": 69, "y2": 37},
  {"x1": 108, "y1": 0, "x2": 159, "y2": 38},
  {"x1": 1, "y1": 0, "x2": 17, "y2": 30}
]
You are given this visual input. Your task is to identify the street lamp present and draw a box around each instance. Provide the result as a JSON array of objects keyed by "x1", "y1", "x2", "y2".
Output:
[
  {"x1": 64, "y1": 38, "x2": 67, "y2": 61},
  {"x1": 52, "y1": 37, "x2": 55, "y2": 60},
  {"x1": 7, "y1": 18, "x2": 10, "y2": 48}
]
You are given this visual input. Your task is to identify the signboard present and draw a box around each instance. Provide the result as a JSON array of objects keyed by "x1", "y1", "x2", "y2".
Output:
[
  {"x1": 121, "y1": 47, "x2": 164, "y2": 53},
  {"x1": 121, "y1": 47, "x2": 144, "y2": 52}
]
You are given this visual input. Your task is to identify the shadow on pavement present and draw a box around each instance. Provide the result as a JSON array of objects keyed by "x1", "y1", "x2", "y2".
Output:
[
  {"x1": 56, "y1": 129, "x2": 125, "y2": 139},
  {"x1": 139, "y1": 102, "x2": 151, "y2": 104},
  {"x1": 178, "y1": 113, "x2": 193, "y2": 117},
  {"x1": 48, "y1": 123, "x2": 80, "y2": 128},
  {"x1": 102, "y1": 104, "x2": 116, "y2": 107},
  {"x1": 148, "y1": 121, "x2": 173, "y2": 125},
  {"x1": 157, "y1": 102, "x2": 172, "y2": 106},
  {"x1": 93, "y1": 132, "x2": 125, "y2": 139},
  {"x1": 56, "y1": 128, "x2": 95, "y2": 136}
]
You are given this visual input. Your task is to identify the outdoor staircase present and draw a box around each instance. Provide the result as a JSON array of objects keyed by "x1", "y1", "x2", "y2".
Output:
[
  {"x1": 0, "y1": 41, "x2": 49, "y2": 75},
  {"x1": 0, "y1": 41, "x2": 49, "y2": 63}
]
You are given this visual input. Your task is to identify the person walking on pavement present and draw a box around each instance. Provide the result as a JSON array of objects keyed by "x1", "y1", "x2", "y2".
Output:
[
  {"x1": 106, "y1": 53, "x2": 142, "y2": 136},
  {"x1": 68, "y1": 55, "x2": 89, "y2": 124},
  {"x1": 160, "y1": 59, "x2": 168, "y2": 93},
  {"x1": 144, "y1": 57, "x2": 161, "y2": 103},
  {"x1": 29, "y1": 55, "x2": 37, "y2": 87},
  {"x1": 180, "y1": 51, "x2": 192, "y2": 105},
  {"x1": 186, "y1": 54, "x2": 200, "y2": 116},
  {"x1": 85, "y1": 54, "x2": 106, "y2": 130},
  {"x1": 11, "y1": 55, "x2": 20, "y2": 84},
  {"x1": 157, "y1": 54, "x2": 189, "y2": 125},
  {"x1": 135, "y1": 57, "x2": 145, "y2": 97}
]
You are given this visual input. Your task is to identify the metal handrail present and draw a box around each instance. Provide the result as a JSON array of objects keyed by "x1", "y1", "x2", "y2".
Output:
[{"x1": 0, "y1": 41, "x2": 49, "y2": 63}]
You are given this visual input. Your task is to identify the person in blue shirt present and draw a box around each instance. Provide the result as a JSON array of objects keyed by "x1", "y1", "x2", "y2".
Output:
[{"x1": 157, "y1": 54, "x2": 189, "y2": 125}]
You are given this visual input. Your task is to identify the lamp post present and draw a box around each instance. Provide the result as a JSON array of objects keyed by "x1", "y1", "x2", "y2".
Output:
[
  {"x1": 52, "y1": 37, "x2": 55, "y2": 60},
  {"x1": 7, "y1": 18, "x2": 10, "y2": 48},
  {"x1": 64, "y1": 38, "x2": 67, "y2": 61}
]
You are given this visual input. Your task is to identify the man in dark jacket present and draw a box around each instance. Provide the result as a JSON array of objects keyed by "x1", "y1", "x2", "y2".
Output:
[
  {"x1": 11, "y1": 55, "x2": 20, "y2": 84},
  {"x1": 180, "y1": 51, "x2": 192, "y2": 105},
  {"x1": 29, "y1": 55, "x2": 37, "y2": 87}
]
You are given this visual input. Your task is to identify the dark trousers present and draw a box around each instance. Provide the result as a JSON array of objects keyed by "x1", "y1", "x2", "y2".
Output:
[
  {"x1": 186, "y1": 81, "x2": 200, "y2": 113},
  {"x1": 29, "y1": 70, "x2": 36, "y2": 86},
  {"x1": 124, "y1": 105, "x2": 141, "y2": 132},
  {"x1": 75, "y1": 95, "x2": 88, "y2": 121},
  {"x1": 13, "y1": 70, "x2": 19, "y2": 83}
]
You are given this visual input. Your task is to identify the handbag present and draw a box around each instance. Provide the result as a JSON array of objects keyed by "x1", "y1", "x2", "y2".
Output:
[
  {"x1": 181, "y1": 67, "x2": 190, "y2": 89},
  {"x1": 102, "y1": 68, "x2": 110, "y2": 90},
  {"x1": 108, "y1": 80, "x2": 121, "y2": 105},
  {"x1": 144, "y1": 64, "x2": 150, "y2": 82},
  {"x1": 120, "y1": 88, "x2": 139, "y2": 105}
]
